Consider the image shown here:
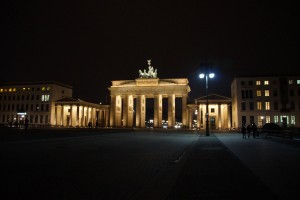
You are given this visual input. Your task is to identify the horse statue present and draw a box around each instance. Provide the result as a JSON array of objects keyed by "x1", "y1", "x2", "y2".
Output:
[
  {"x1": 139, "y1": 69, "x2": 148, "y2": 78},
  {"x1": 138, "y1": 60, "x2": 158, "y2": 78}
]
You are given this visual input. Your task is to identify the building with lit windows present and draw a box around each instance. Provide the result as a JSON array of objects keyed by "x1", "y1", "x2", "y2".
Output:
[
  {"x1": 0, "y1": 82, "x2": 110, "y2": 127},
  {"x1": 0, "y1": 82, "x2": 73, "y2": 127},
  {"x1": 231, "y1": 75, "x2": 300, "y2": 129}
]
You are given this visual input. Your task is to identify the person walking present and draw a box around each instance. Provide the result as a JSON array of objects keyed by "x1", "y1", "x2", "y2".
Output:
[
  {"x1": 24, "y1": 117, "x2": 29, "y2": 131},
  {"x1": 252, "y1": 123, "x2": 257, "y2": 138},
  {"x1": 242, "y1": 125, "x2": 246, "y2": 139},
  {"x1": 246, "y1": 124, "x2": 251, "y2": 139}
]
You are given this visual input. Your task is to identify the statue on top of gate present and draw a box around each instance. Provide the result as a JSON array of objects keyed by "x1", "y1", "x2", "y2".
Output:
[{"x1": 139, "y1": 59, "x2": 158, "y2": 78}]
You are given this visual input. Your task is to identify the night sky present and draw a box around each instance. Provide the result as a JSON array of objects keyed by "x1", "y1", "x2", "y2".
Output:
[{"x1": 2, "y1": 1, "x2": 300, "y2": 104}]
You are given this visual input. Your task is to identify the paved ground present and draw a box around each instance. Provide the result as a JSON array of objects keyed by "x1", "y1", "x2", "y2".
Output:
[
  {"x1": 0, "y1": 128, "x2": 299, "y2": 200},
  {"x1": 215, "y1": 133, "x2": 300, "y2": 200}
]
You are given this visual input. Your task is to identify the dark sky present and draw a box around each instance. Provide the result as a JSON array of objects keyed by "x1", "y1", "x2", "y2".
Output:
[{"x1": 2, "y1": 0, "x2": 300, "y2": 103}]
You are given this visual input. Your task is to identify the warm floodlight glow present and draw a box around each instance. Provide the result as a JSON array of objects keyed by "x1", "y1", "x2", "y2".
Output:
[
  {"x1": 209, "y1": 73, "x2": 215, "y2": 78},
  {"x1": 199, "y1": 73, "x2": 205, "y2": 79}
]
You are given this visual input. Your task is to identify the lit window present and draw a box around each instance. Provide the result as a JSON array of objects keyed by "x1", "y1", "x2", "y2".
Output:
[
  {"x1": 297, "y1": 80, "x2": 300, "y2": 84},
  {"x1": 47, "y1": 87, "x2": 50, "y2": 91},
  {"x1": 42, "y1": 87, "x2": 46, "y2": 91},
  {"x1": 264, "y1": 80, "x2": 269, "y2": 85},
  {"x1": 289, "y1": 80, "x2": 293, "y2": 84},
  {"x1": 266, "y1": 116, "x2": 270, "y2": 123},
  {"x1": 256, "y1": 81, "x2": 261, "y2": 85},
  {"x1": 13, "y1": 88, "x2": 16, "y2": 92},
  {"x1": 0, "y1": 89, "x2": 3, "y2": 92},
  {"x1": 41, "y1": 95, "x2": 50, "y2": 102},
  {"x1": 257, "y1": 102, "x2": 262, "y2": 110},
  {"x1": 27, "y1": 88, "x2": 31, "y2": 91},
  {"x1": 291, "y1": 116, "x2": 295, "y2": 125},
  {"x1": 4, "y1": 89, "x2": 7, "y2": 92},
  {"x1": 8, "y1": 88, "x2": 12, "y2": 92},
  {"x1": 257, "y1": 90, "x2": 261, "y2": 96},
  {"x1": 22, "y1": 88, "x2": 26, "y2": 91},
  {"x1": 274, "y1": 116, "x2": 278, "y2": 123},
  {"x1": 265, "y1": 90, "x2": 269, "y2": 96},
  {"x1": 265, "y1": 102, "x2": 270, "y2": 110}
]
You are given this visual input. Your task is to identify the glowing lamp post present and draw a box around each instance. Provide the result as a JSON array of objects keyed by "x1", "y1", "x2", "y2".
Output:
[{"x1": 199, "y1": 72, "x2": 215, "y2": 136}]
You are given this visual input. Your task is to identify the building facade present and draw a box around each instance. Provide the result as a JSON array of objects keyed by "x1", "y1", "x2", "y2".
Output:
[
  {"x1": 192, "y1": 94, "x2": 232, "y2": 130},
  {"x1": 108, "y1": 78, "x2": 190, "y2": 128},
  {"x1": 0, "y1": 82, "x2": 110, "y2": 128},
  {"x1": 54, "y1": 97, "x2": 110, "y2": 127},
  {"x1": 0, "y1": 82, "x2": 73, "y2": 127},
  {"x1": 231, "y1": 75, "x2": 300, "y2": 129}
]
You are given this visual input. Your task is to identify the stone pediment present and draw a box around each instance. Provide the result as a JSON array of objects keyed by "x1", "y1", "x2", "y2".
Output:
[{"x1": 195, "y1": 94, "x2": 231, "y2": 104}]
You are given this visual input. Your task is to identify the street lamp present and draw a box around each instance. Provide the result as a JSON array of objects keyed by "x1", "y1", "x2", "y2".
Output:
[{"x1": 199, "y1": 72, "x2": 215, "y2": 136}]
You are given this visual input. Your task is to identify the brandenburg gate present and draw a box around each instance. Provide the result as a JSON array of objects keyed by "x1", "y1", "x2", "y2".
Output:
[{"x1": 109, "y1": 60, "x2": 191, "y2": 128}]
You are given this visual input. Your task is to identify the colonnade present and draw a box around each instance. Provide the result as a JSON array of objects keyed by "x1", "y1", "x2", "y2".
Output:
[
  {"x1": 110, "y1": 94, "x2": 188, "y2": 128},
  {"x1": 54, "y1": 104, "x2": 109, "y2": 127},
  {"x1": 187, "y1": 94, "x2": 232, "y2": 130}
]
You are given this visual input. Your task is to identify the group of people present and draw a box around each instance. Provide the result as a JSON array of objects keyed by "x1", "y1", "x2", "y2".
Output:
[
  {"x1": 242, "y1": 122, "x2": 258, "y2": 139},
  {"x1": 8, "y1": 118, "x2": 29, "y2": 131}
]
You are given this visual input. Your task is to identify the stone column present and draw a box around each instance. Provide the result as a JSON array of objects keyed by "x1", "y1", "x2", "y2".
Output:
[
  {"x1": 122, "y1": 96, "x2": 128, "y2": 127},
  {"x1": 218, "y1": 104, "x2": 222, "y2": 130},
  {"x1": 105, "y1": 108, "x2": 110, "y2": 127},
  {"x1": 87, "y1": 107, "x2": 92, "y2": 125},
  {"x1": 84, "y1": 106, "x2": 88, "y2": 126},
  {"x1": 69, "y1": 105, "x2": 72, "y2": 126},
  {"x1": 115, "y1": 95, "x2": 122, "y2": 127},
  {"x1": 154, "y1": 94, "x2": 162, "y2": 128},
  {"x1": 110, "y1": 96, "x2": 116, "y2": 127},
  {"x1": 92, "y1": 107, "x2": 96, "y2": 126},
  {"x1": 188, "y1": 108, "x2": 193, "y2": 128},
  {"x1": 78, "y1": 106, "x2": 83, "y2": 127},
  {"x1": 136, "y1": 95, "x2": 146, "y2": 128},
  {"x1": 62, "y1": 105, "x2": 67, "y2": 127},
  {"x1": 197, "y1": 105, "x2": 201, "y2": 129},
  {"x1": 71, "y1": 105, "x2": 77, "y2": 127},
  {"x1": 168, "y1": 94, "x2": 175, "y2": 128},
  {"x1": 227, "y1": 104, "x2": 231, "y2": 129},
  {"x1": 56, "y1": 105, "x2": 62, "y2": 126},
  {"x1": 182, "y1": 94, "x2": 187, "y2": 127},
  {"x1": 99, "y1": 109, "x2": 103, "y2": 127},
  {"x1": 127, "y1": 95, "x2": 134, "y2": 127},
  {"x1": 123, "y1": 95, "x2": 133, "y2": 127}
]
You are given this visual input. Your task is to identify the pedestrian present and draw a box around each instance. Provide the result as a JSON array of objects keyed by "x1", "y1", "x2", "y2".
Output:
[
  {"x1": 246, "y1": 124, "x2": 251, "y2": 139},
  {"x1": 252, "y1": 123, "x2": 257, "y2": 138},
  {"x1": 24, "y1": 117, "x2": 29, "y2": 131},
  {"x1": 242, "y1": 125, "x2": 246, "y2": 139}
]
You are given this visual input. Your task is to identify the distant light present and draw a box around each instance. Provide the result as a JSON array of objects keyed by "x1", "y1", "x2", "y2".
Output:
[
  {"x1": 199, "y1": 73, "x2": 205, "y2": 79},
  {"x1": 209, "y1": 73, "x2": 215, "y2": 78}
]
